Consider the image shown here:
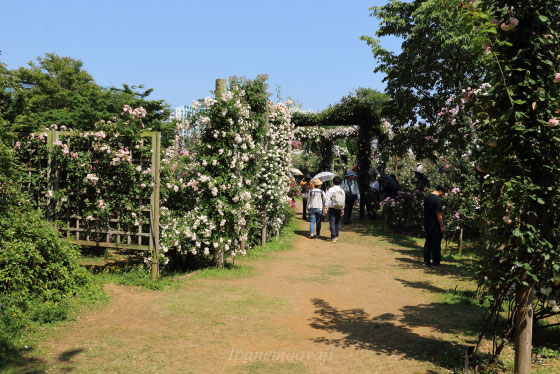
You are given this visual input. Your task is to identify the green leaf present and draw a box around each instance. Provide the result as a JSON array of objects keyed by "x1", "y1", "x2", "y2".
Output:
[
  {"x1": 537, "y1": 198, "x2": 545, "y2": 204},
  {"x1": 538, "y1": 15, "x2": 549, "y2": 23}
]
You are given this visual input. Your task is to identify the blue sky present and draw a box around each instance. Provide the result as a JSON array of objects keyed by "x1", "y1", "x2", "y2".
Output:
[{"x1": 0, "y1": 0, "x2": 400, "y2": 112}]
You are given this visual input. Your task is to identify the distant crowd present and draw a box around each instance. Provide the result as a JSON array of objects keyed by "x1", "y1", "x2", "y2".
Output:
[{"x1": 298, "y1": 168, "x2": 447, "y2": 266}]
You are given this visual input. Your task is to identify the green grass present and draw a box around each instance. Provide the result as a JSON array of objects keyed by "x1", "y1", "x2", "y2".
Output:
[
  {"x1": 186, "y1": 217, "x2": 299, "y2": 281},
  {"x1": 192, "y1": 265, "x2": 254, "y2": 280},
  {"x1": 300, "y1": 265, "x2": 345, "y2": 283},
  {"x1": 0, "y1": 278, "x2": 108, "y2": 374},
  {"x1": 236, "y1": 361, "x2": 308, "y2": 374},
  {"x1": 92, "y1": 265, "x2": 180, "y2": 290},
  {"x1": 0, "y1": 217, "x2": 299, "y2": 374},
  {"x1": 244, "y1": 217, "x2": 298, "y2": 260},
  {"x1": 438, "y1": 290, "x2": 479, "y2": 307}
]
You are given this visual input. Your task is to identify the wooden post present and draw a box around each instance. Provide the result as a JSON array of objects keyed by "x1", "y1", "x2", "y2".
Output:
[
  {"x1": 458, "y1": 227, "x2": 464, "y2": 255},
  {"x1": 514, "y1": 284, "x2": 534, "y2": 374},
  {"x1": 214, "y1": 79, "x2": 227, "y2": 268},
  {"x1": 261, "y1": 211, "x2": 267, "y2": 247},
  {"x1": 260, "y1": 114, "x2": 270, "y2": 247},
  {"x1": 150, "y1": 132, "x2": 161, "y2": 280},
  {"x1": 46, "y1": 130, "x2": 60, "y2": 223},
  {"x1": 215, "y1": 78, "x2": 227, "y2": 98}
]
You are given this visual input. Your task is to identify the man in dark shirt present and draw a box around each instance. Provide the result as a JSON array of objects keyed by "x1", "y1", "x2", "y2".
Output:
[{"x1": 423, "y1": 185, "x2": 448, "y2": 266}]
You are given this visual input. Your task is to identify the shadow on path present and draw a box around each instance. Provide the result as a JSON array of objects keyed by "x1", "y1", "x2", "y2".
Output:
[
  {"x1": 309, "y1": 298, "x2": 482, "y2": 369},
  {"x1": 395, "y1": 278, "x2": 448, "y2": 294},
  {"x1": 58, "y1": 347, "x2": 84, "y2": 362}
]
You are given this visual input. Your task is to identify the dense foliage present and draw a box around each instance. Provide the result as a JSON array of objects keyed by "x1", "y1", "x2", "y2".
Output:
[
  {"x1": 159, "y1": 77, "x2": 295, "y2": 268},
  {"x1": 362, "y1": 0, "x2": 483, "y2": 159},
  {"x1": 463, "y1": 0, "x2": 560, "y2": 358},
  {"x1": 15, "y1": 107, "x2": 154, "y2": 241},
  {"x1": 368, "y1": 1, "x2": 560, "y2": 364},
  {"x1": 0, "y1": 208, "x2": 88, "y2": 303},
  {"x1": 2, "y1": 53, "x2": 175, "y2": 145}
]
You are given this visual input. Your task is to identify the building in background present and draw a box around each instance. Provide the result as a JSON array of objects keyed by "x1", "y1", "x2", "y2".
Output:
[{"x1": 168, "y1": 104, "x2": 207, "y2": 137}]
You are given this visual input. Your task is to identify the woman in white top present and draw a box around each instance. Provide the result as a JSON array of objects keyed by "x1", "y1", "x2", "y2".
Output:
[{"x1": 307, "y1": 178, "x2": 326, "y2": 239}]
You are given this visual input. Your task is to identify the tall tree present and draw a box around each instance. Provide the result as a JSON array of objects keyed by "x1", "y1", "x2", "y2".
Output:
[
  {"x1": 5, "y1": 53, "x2": 174, "y2": 144},
  {"x1": 361, "y1": 0, "x2": 484, "y2": 159},
  {"x1": 464, "y1": 1, "x2": 560, "y2": 370}
]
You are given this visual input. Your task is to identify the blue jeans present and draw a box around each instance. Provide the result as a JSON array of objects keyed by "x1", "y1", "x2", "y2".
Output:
[
  {"x1": 309, "y1": 208, "x2": 323, "y2": 236},
  {"x1": 329, "y1": 208, "x2": 342, "y2": 238}
]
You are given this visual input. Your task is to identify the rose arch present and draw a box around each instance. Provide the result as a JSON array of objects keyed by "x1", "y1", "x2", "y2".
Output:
[{"x1": 291, "y1": 90, "x2": 387, "y2": 218}]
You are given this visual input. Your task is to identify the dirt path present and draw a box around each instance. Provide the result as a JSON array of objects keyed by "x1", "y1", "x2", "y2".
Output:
[{"x1": 31, "y1": 203, "x2": 482, "y2": 374}]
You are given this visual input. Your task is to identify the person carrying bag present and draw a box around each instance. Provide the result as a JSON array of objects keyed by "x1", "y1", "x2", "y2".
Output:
[{"x1": 307, "y1": 179, "x2": 326, "y2": 239}]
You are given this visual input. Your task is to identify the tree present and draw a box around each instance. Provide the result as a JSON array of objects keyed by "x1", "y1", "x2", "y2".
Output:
[
  {"x1": 463, "y1": 1, "x2": 560, "y2": 371},
  {"x1": 4, "y1": 53, "x2": 174, "y2": 145},
  {"x1": 361, "y1": 0, "x2": 484, "y2": 159}
]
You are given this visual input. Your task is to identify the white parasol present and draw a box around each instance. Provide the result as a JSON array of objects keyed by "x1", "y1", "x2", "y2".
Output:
[{"x1": 312, "y1": 171, "x2": 336, "y2": 182}]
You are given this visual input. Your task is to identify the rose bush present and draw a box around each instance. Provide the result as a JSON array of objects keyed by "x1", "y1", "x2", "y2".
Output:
[
  {"x1": 15, "y1": 106, "x2": 154, "y2": 243},
  {"x1": 159, "y1": 80, "x2": 295, "y2": 268}
]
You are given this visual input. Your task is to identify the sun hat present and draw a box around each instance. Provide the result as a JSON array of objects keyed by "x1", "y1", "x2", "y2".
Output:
[
  {"x1": 311, "y1": 178, "x2": 323, "y2": 186},
  {"x1": 346, "y1": 170, "x2": 356, "y2": 177}
]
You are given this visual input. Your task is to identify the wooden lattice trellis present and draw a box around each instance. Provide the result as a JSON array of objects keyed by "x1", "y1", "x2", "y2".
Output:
[{"x1": 21, "y1": 130, "x2": 161, "y2": 278}]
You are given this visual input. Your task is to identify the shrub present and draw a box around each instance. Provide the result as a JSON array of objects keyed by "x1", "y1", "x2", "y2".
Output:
[
  {"x1": 381, "y1": 190, "x2": 426, "y2": 236},
  {"x1": 0, "y1": 207, "x2": 89, "y2": 303}
]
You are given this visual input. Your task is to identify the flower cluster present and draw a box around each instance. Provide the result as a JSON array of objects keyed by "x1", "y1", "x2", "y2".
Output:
[
  {"x1": 15, "y1": 106, "x2": 154, "y2": 243},
  {"x1": 254, "y1": 102, "x2": 295, "y2": 234},
  {"x1": 294, "y1": 126, "x2": 359, "y2": 143},
  {"x1": 159, "y1": 85, "x2": 295, "y2": 266}
]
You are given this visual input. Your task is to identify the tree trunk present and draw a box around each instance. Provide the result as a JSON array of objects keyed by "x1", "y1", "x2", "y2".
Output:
[
  {"x1": 215, "y1": 247, "x2": 224, "y2": 269},
  {"x1": 514, "y1": 284, "x2": 534, "y2": 374}
]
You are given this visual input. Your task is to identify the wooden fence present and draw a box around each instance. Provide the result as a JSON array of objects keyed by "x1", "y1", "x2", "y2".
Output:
[{"x1": 20, "y1": 130, "x2": 161, "y2": 278}]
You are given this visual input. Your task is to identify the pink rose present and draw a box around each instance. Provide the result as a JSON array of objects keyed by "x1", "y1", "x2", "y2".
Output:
[
  {"x1": 548, "y1": 118, "x2": 559, "y2": 127},
  {"x1": 483, "y1": 42, "x2": 491, "y2": 55},
  {"x1": 500, "y1": 18, "x2": 519, "y2": 31},
  {"x1": 555, "y1": 73, "x2": 560, "y2": 82}
]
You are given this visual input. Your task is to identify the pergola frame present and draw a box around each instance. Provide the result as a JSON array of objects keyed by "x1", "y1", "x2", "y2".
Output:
[{"x1": 292, "y1": 94, "x2": 386, "y2": 219}]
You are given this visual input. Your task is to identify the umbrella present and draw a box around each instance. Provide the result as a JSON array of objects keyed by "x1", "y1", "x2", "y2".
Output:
[
  {"x1": 289, "y1": 168, "x2": 304, "y2": 176},
  {"x1": 312, "y1": 171, "x2": 336, "y2": 182},
  {"x1": 414, "y1": 171, "x2": 430, "y2": 187},
  {"x1": 379, "y1": 173, "x2": 398, "y2": 191}
]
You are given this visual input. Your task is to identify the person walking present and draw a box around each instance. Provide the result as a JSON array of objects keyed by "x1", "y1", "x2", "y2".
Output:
[
  {"x1": 324, "y1": 176, "x2": 345, "y2": 242},
  {"x1": 307, "y1": 179, "x2": 326, "y2": 239},
  {"x1": 367, "y1": 173, "x2": 381, "y2": 218},
  {"x1": 341, "y1": 170, "x2": 360, "y2": 224},
  {"x1": 300, "y1": 175, "x2": 314, "y2": 221},
  {"x1": 423, "y1": 185, "x2": 448, "y2": 266}
]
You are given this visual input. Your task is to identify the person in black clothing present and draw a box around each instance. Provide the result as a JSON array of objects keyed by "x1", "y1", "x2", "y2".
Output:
[
  {"x1": 390, "y1": 174, "x2": 400, "y2": 194},
  {"x1": 300, "y1": 175, "x2": 313, "y2": 221},
  {"x1": 423, "y1": 185, "x2": 448, "y2": 266}
]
